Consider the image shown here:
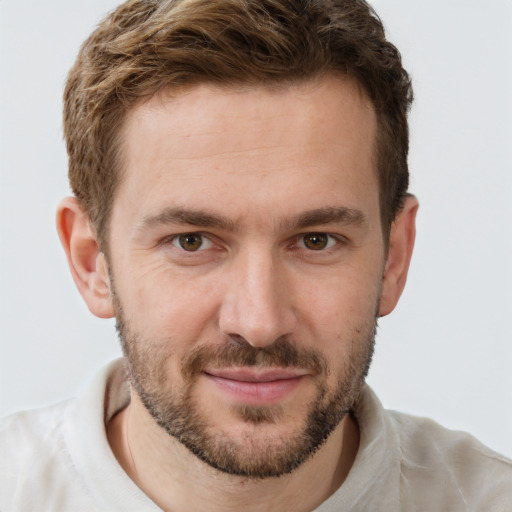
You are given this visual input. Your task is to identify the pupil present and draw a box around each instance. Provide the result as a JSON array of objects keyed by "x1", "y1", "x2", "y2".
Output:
[
  {"x1": 305, "y1": 233, "x2": 327, "y2": 250},
  {"x1": 180, "y1": 234, "x2": 202, "y2": 251}
]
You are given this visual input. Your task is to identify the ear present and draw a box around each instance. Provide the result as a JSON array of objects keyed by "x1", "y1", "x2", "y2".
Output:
[
  {"x1": 56, "y1": 197, "x2": 115, "y2": 319},
  {"x1": 379, "y1": 195, "x2": 419, "y2": 317}
]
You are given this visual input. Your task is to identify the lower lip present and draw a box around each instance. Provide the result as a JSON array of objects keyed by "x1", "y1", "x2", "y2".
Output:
[{"x1": 204, "y1": 374, "x2": 304, "y2": 405}]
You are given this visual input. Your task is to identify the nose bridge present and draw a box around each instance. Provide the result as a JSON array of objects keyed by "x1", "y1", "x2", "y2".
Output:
[{"x1": 219, "y1": 243, "x2": 296, "y2": 347}]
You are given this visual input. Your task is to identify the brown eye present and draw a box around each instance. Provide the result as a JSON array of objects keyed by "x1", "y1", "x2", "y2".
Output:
[
  {"x1": 302, "y1": 233, "x2": 329, "y2": 250},
  {"x1": 177, "y1": 234, "x2": 205, "y2": 251}
]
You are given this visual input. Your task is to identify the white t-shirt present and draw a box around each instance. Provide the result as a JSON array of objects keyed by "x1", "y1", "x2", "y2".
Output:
[{"x1": 1, "y1": 359, "x2": 511, "y2": 511}]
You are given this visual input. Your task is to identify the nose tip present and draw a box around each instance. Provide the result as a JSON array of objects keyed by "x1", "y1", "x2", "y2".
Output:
[
  {"x1": 218, "y1": 259, "x2": 297, "y2": 348},
  {"x1": 219, "y1": 294, "x2": 297, "y2": 348}
]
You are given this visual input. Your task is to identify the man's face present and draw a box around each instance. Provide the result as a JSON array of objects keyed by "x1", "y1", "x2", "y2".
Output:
[{"x1": 107, "y1": 76, "x2": 385, "y2": 477}]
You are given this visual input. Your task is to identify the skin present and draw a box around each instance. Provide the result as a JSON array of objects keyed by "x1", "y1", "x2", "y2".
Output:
[{"x1": 57, "y1": 75, "x2": 418, "y2": 511}]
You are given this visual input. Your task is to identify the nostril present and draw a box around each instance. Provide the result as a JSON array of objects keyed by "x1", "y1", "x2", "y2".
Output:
[{"x1": 225, "y1": 334, "x2": 252, "y2": 347}]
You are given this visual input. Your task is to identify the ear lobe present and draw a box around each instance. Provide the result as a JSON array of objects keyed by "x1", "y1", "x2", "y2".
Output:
[
  {"x1": 56, "y1": 197, "x2": 115, "y2": 319},
  {"x1": 379, "y1": 195, "x2": 419, "y2": 317}
]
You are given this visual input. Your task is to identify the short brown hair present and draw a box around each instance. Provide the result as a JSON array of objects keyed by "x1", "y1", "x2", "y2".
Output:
[{"x1": 64, "y1": 0, "x2": 413, "y2": 246}]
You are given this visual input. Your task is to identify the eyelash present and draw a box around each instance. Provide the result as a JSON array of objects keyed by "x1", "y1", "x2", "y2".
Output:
[
  {"x1": 165, "y1": 232, "x2": 346, "y2": 254},
  {"x1": 170, "y1": 233, "x2": 214, "y2": 252},
  {"x1": 295, "y1": 233, "x2": 340, "y2": 251}
]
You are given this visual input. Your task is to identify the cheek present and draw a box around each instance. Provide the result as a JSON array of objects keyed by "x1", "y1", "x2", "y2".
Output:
[
  {"x1": 115, "y1": 262, "x2": 223, "y2": 343},
  {"x1": 292, "y1": 267, "x2": 380, "y2": 378},
  {"x1": 295, "y1": 264, "x2": 382, "y2": 330}
]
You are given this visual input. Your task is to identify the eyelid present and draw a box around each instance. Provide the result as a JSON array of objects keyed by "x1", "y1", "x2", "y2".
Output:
[
  {"x1": 163, "y1": 232, "x2": 216, "y2": 252},
  {"x1": 159, "y1": 230, "x2": 348, "y2": 254},
  {"x1": 295, "y1": 232, "x2": 345, "y2": 250}
]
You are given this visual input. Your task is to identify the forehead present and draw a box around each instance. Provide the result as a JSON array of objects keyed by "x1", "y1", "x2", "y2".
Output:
[
  {"x1": 122, "y1": 76, "x2": 376, "y2": 159},
  {"x1": 113, "y1": 76, "x2": 378, "y2": 228}
]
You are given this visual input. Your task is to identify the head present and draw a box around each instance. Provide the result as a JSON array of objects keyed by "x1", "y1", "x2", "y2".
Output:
[
  {"x1": 64, "y1": 0, "x2": 413, "y2": 250},
  {"x1": 58, "y1": 0, "x2": 417, "y2": 479}
]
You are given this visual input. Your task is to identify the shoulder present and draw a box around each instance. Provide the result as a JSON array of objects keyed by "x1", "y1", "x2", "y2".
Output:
[
  {"x1": 0, "y1": 401, "x2": 93, "y2": 510},
  {"x1": 0, "y1": 360, "x2": 127, "y2": 511},
  {"x1": 388, "y1": 409, "x2": 512, "y2": 510},
  {"x1": 0, "y1": 400, "x2": 72, "y2": 468},
  {"x1": 349, "y1": 387, "x2": 512, "y2": 511}
]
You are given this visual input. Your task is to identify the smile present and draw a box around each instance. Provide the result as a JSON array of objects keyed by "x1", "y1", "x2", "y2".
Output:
[{"x1": 203, "y1": 368, "x2": 308, "y2": 405}]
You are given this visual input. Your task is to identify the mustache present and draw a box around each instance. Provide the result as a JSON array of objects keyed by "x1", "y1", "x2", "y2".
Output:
[{"x1": 181, "y1": 335, "x2": 327, "y2": 380}]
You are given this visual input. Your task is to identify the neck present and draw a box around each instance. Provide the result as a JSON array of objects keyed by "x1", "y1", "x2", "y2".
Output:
[{"x1": 107, "y1": 390, "x2": 359, "y2": 512}]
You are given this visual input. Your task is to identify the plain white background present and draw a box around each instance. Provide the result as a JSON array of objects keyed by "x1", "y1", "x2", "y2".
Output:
[{"x1": 1, "y1": 1, "x2": 511, "y2": 458}]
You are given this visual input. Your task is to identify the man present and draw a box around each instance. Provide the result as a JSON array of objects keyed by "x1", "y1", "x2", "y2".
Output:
[{"x1": 1, "y1": 0, "x2": 511, "y2": 510}]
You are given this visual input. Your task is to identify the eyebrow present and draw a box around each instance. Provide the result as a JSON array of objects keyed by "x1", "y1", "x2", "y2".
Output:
[
  {"x1": 290, "y1": 207, "x2": 367, "y2": 230},
  {"x1": 138, "y1": 205, "x2": 366, "y2": 233},
  {"x1": 140, "y1": 207, "x2": 238, "y2": 232}
]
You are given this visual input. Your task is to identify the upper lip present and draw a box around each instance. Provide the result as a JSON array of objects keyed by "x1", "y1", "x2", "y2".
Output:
[{"x1": 203, "y1": 367, "x2": 309, "y2": 382}]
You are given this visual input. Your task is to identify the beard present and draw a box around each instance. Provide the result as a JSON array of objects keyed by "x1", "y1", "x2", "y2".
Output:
[{"x1": 114, "y1": 296, "x2": 376, "y2": 479}]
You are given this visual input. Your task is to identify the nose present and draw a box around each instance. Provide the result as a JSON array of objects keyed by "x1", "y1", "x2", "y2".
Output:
[{"x1": 218, "y1": 249, "x2": 298, "y2": 348}]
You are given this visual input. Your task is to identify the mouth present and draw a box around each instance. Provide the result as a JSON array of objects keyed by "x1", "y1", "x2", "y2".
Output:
[{"x1": 202, "y1": 367, "x2": 309, "y2": 405}]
